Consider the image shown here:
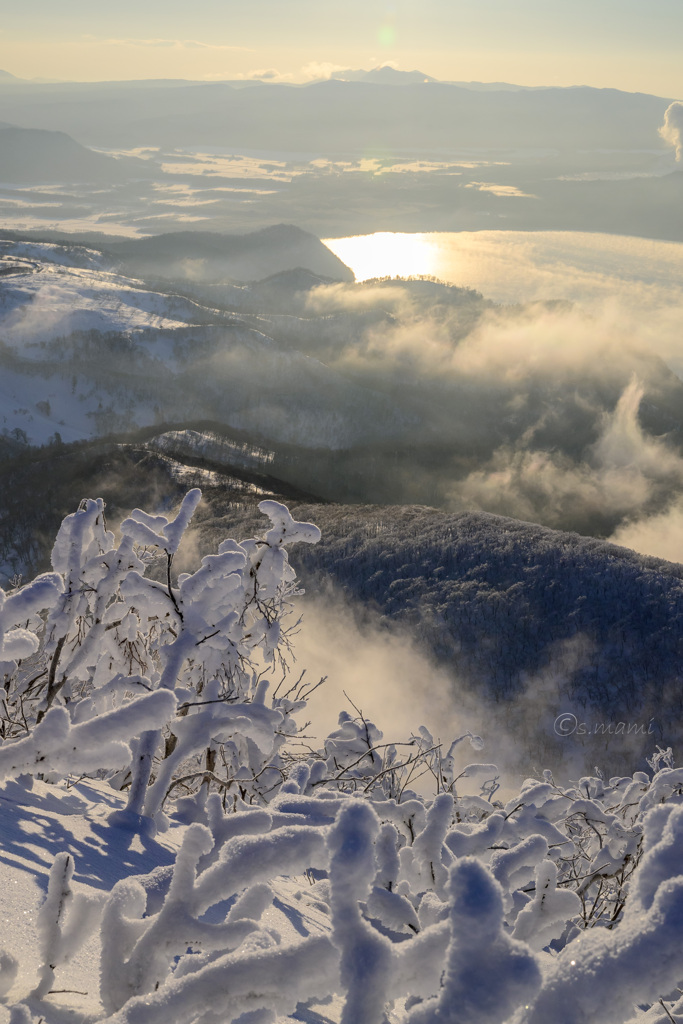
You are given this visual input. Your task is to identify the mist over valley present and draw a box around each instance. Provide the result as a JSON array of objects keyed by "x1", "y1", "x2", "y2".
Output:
[
  {"x1": 1, "y1": 67, "x2": 683, "y2": 776},
  {"x1": 1, "y1": 208, "x2": 683, "y2": 775}
]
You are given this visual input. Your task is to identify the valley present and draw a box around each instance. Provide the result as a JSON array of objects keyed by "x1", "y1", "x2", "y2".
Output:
[{"x1": 1, "y1": 32, "x2": 683, "y2": 1021}]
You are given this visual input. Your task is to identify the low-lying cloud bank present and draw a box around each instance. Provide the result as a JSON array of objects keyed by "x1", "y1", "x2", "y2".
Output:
[
  {"x1": 452, "y1": 376, "x2": 683, "y2": 536},
  {"x1": 609, "y1": 500, "x2": 683, "y2": 564},
  {"x1": 301, "y1": 268, "x2": 683, "y2": 553},
  {"x1": 292, "y1": 585, "x2": 674, "y2": 785}
]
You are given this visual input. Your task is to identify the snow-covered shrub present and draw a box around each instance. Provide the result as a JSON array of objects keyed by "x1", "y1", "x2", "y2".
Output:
[
  {"x1": 406, "y1": 858, "x2": 542, "y2": 1024},
  {"x1": 0, "y1": 489, "x2": 321, "y2": 827},
  {"x1": 4, "y1": 493, "x2": 683, "y2": 1023}
]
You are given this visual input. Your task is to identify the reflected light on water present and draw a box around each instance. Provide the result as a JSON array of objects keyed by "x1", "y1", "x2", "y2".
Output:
[
  {"x1": 324, "y1": 232, "x2": 442, "y2": 283},
  {"x1": 323, "y1": 230, "x2": 683, "y2": 310}
]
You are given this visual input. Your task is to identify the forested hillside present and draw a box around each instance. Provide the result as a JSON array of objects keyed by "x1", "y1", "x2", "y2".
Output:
[{"x1": 1, "y1": 435, "x2": 680, "y2": 774}]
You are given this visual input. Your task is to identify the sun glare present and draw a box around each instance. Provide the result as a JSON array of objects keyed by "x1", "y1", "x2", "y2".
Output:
[{"x1": 323, "y1": 231, "x2": 440, "y2": 282}]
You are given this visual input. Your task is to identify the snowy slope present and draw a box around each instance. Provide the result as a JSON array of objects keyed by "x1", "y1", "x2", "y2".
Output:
[
  {"x1": 0, "y1": 240, "x2": 409, "y2": 448},
  {"x1": 0, "y1": 778, "x2": 337, "y2": 1024},
  {"x1": 0, "y1": 249, "x2": 219, "y2": 342}
]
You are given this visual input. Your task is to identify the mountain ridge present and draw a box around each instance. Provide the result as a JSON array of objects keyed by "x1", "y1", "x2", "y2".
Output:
[{"x1": 0, "y1": 125, "x2": 148, "y2": 182}]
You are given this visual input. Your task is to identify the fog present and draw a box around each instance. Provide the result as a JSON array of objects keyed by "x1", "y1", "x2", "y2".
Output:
[
  {"x1": 324, "y1": 230, "x2": 683, "y2": 314},
  {"x1": 609, "y1": 501, "x2": 683, "y2": 564},
  {"x1": 3, "y1": 224, "x2": 683, "y2": 555},
  {"x1": 453, "y1": 376, "x2": 683, "y2": 535},
  {"x1": 288, "y1": 586, "x2": 668, "y2": 783},
  {"x1": 287, "y1": 588, "x2": 561, "y2": 787}
]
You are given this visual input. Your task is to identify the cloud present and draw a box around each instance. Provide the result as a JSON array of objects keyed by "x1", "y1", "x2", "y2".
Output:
[
  {"x1": 101, "y1": 37, "x2": 252, "y2": 53},
  {"x1": 235, "y1": 68, "x2": 283, "y2": 81},
  {"x1": 465, "y1": 181, "x2": 537, "y2": 198},
  {"x1": 326, "y1": 295, "x2": 659, "y2": 385},
  {"x1": 290, "y1": 589, "x2": 524, "y2": 788},
  {"x1": 294, "y1": 590, "x2": 465, "y2": 747},
  {"x1": 609, "y1": 499, "x2": 683, "y2": 565},
  {"x1": 659, "y1": 101, "x2": 683, "y2": 161},
  {"x1": 305, "y1": 281, "x2": 413, "y2": 314},
  {"x1": 300, "y1": 61, "x2": 348, "y2": 82},
  {"x1": 232, "y1": 62, "x2": 347, "y2": 84},
  {"x1": 452, "y1": 377, "x2": 683, "y2": 533}
]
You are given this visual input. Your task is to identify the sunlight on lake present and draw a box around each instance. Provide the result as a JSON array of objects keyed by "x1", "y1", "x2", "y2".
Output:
[
  {"x1": 323, "y1": 230, "x2": 683, "y2": 310},
  {"x1": 324, "y1": 231, "x2": 444, "y2": 282}
]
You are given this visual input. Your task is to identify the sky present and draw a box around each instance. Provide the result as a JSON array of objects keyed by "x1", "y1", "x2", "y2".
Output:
[{"x1": 1, "y1": 0, "x2": 682, "y2": 97}]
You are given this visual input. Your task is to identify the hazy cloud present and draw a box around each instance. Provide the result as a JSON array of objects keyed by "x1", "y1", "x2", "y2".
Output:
[
  {"x1": 295, "y1": 590, "x2": 465, "y2": 747},
  {"x1": 290, "y1": 589, "x2": 530, "y2": 787},
  {"x1": 101, "y1": 37, "x2": 252, "y2": 53},
  {"x1": 305, "y1": 281, "x2": 413, "y2": 314},
  {"x1": 300, "y1": 61, "x2": 349, "y2": 81},
  {"x1": 609, "y1": 500, "x2": 683, "y2": 565},
  {"x1": 329, "y1": 297, "x2": 670, "y2": 384},
  {"x1": 453, "y1": 377, "x2": 683, "y2": 532},
  {"x1": 660, "y1": 100, "x2": 683, "y2": 161},
  {"x1": 233, "y1": 62, "x2": 347, "y2": 84}
]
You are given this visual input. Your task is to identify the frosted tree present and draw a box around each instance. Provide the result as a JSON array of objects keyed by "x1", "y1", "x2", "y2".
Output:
[{"x1": 0, "y1": 489, "x2": 321, "y2": 831}]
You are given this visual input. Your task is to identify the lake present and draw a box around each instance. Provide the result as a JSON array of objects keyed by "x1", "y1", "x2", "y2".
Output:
[{"x1": 323, "y1": 230, "x2": 683, "y2": 311}]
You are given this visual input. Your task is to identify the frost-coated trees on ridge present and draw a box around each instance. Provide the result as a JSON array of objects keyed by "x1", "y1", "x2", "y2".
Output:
[{"x1": 1, "y1": 490, "x2": 683, "y2": 1023}]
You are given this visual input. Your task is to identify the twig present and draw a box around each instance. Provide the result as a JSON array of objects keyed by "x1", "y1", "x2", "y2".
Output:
[{"x1": 659, "y1": 998, "x2": 678, "y2": 1023}]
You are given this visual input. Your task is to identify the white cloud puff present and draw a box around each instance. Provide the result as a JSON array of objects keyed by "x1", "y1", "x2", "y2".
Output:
[{"x1": 659, "y1": 101, "x2": 683, "y2": 161}]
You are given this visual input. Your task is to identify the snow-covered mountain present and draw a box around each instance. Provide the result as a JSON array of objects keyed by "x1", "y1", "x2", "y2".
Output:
[
  {"x1": 3, "y1": 230, "x2": 683, "y2": 545},
  {"x1": 0, "y1": 234, "x2": 408, "y2": 449},
  {"x1": 330, "y1": 66, "x2": 438, "y2": 84}
]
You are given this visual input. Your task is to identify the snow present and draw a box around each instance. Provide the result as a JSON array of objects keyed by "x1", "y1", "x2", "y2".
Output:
[
  {"x1": 0, "y1": 778, "x2": 338, "y2": 1024},
  {"x1": 0, "y1": 240, "x2": 408, "y2": 449},
  {"x1": 0, "y1": 777, "x2": 182, "y2": 1013},
  {"x1": 2, "y1": 492, "x2": 683, "y2": 1023}
]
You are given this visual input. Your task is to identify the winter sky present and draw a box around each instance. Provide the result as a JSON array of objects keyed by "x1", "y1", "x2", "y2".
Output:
[{"x1": 2, "y1": 0, "x2": 682, "y2": 97}]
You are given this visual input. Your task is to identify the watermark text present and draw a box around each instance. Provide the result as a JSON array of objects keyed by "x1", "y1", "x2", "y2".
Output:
[{"x1": 554, "y1": 713, "x2": 655, "y2": 738}]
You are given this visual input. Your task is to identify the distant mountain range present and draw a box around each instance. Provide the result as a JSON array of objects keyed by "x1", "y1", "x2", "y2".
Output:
[
  {"x1": 329, "y1": 67, "x2": 543, "y2": 90},
  {"x1": 0, "y1": 75, "x2": 671, "y2": 153}
]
